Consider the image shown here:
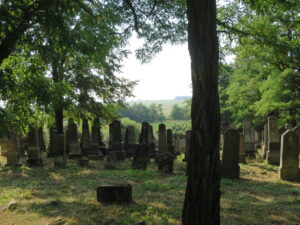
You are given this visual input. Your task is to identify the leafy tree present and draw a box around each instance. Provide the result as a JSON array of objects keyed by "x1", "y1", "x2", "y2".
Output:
[{"x1": 170, "y1": 104, "x2": 185, "y2": 120}]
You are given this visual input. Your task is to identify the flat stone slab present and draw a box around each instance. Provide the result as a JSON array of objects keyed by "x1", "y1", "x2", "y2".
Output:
[{"x1": 97, "y1": 184, "x2": 132, "y2": 204}]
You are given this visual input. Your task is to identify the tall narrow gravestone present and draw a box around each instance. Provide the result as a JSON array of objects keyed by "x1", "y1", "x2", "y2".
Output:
[
  {"x1": 124, "y1": 126, "x2": 136, "y2": 157},
  {"x1": 279, "y1": 130, "x2": 299, "y2": 181},
  {"x1": 266, "y1": 116, "x2": 280, "y2": 165},
  {"x1": 27, "y1": 127, "x2": 43, "y2": 167},
  {"x1": 80, "y1": 118, "x2": 90, "y2": 165},
  {"x1": 5, "y1": 132, "x2": 21, "y2": 166},
  {"x1": 222, "y1": 129, "x2": 240, "y2": 179},
  {"x1": 68, "y1": 121, "x2": 81, "y2": 158},
  {"x1": 239, "y1": 133, "x2": 246, "y2": 163},
  {"x1": 243, "y1": 120, "x2": 255, "y2": 157},
  {"x1": 108, "y1": 120, "x2": 125, "y2": 161},
  {"x1": 89, "y1": 119, "x2": 103, "y2": 160},
  {"x1": 158, "y1": 123, "x2": 168, "y2": 153}
]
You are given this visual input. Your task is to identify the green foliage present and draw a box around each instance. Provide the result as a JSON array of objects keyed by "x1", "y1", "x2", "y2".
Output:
[{"x1": 170, "y1": 103, "x2": 190, "y2": 120}]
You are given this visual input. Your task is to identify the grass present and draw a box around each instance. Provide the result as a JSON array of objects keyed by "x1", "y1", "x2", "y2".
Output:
[{"x1": 0, "y1": 154, "x2": 299, "y2": 225}]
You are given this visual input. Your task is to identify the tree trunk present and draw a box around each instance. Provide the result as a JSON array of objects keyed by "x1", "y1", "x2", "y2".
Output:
[{"x1": 182, "y1": 0, "x2": 221, "y2": 224}]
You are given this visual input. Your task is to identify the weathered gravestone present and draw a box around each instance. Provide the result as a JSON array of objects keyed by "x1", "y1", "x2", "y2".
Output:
[
  {"x1": 108, "y1": 120, "x2": 125, "y2": 161},
  {"x1": 184, "y1": 130, "x2": 191, "y2": 162},
  {"x1": 104, "y1": 151, "x2": 117, "y2": 169},
  {"x1": 67, "y1": 121, "x2": 81, "y2": 158},
  {"x1": 266, "y1": 116, "x2": 280, "y2": 165},
  {"x1": 222, "y1": 129, "x2": 240, "y2": 179},
  {"x1": 292, "y1": 126, "x2": 300, "y2": 154},
  {"x1": 97, "y1": 184, "x2": 132, "y2": 204},
  {"x1": 239, "y1": 133, "x2": 246, "y2": 164},
  {"x1": 279, "y1": 130, "x2": 299, "y2": 181},
  {"x1": 54, "y1": 134, "x2": 67, "y2": 168},
  {"x1": 132, "y1": 144, "x2": 149, "y2": 170},
  {"x1": 27, "y1": 127, "x2": 43, "y2": 167},
  {"x1": 80, "y1": 118, "x2": 90, "y2": 165},
  {"x1": 243, "y1": 120, "x2": 255, "y2": 158},
  {"x1": 47, "y1": 127, "x2": 56, "y2": 157},
  {"x1": 89, "y1": 119, "x2": 103, "y2": 160},
  {"x1": 38, "y1": 127, "x2": 46, "y2": 152},
  {"x1": 262, "y1": 124, "x2": 268, "y2": 158},
  {"x1": 167, "y1": 129, "x2": 175, "y2": 155},
  {"x1": 5, "y1": 132, "x2": 21, "y2": 166},
  {"x1": 158, "y1": 123, "x2": 168, "y2": 153},
  {"x1": 156, "y1": 151, "x2": 175, "y2": 173},
  {"x1": 124, "y1": 126, "x2": 136, "y2": 157}
]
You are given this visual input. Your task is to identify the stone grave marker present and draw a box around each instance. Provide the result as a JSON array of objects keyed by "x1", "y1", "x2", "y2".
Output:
[
  {"x1": 54, "y1": 134, "x2": 67, "y2": 168},
  {"x1": 89, "y1": 119, "x2": 103, "y2": 160},
  {"x1": 80, "y1": 118, "x2": 90, "y2": 165},
  {"x1": 108, "y1": 120, "x2": 125, "y2": 160},
  {"x1": 156, "y1": 152, "x2": 175, "y2": 173},
  {"x1": 222, "y1": 129, "x2": 240, "y2": 179},
  {"x1": 239, "y1": 133, "x2": 246, "y2": 163},
  {"x1": 5, "y1": 132, "x2": 21, "y2": 166},
  {"x1": 167, "y1": 129, "x2": 175, "y2": 155},
  {"x1": 124, "y1": 126, "x2": 136, "y2": 157},
  {"x1": 266, "y1": 116, "x2": 280, "y2": 165},
  {"x1": 132, "y1": 144, "x2": 149, "y2": 170},
  {"x1": 279, "y1": 130, "x2": 299, "y2": 181},
  {"x1": 27, "y1": 127, "x2": 43, "y2": 167},
  {"x1": 243, "y1": 120, "x2": 255, "y2": 157},
  {"x1": 158, "y1": 123, "x2": 168, "y2": 153},
  {"x1": 67, "y1": 121, "x2": 81, "y2": 158}
]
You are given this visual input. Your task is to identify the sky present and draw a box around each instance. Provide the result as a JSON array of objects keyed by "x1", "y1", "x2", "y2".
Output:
[{"x1": 118, "y1": 40, "x2": 192, "y2": 101}]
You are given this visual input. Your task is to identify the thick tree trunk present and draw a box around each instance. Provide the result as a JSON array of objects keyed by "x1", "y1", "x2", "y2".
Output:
[{"x1": 182, "y1": 0, "x2": 221, "y2": 225}]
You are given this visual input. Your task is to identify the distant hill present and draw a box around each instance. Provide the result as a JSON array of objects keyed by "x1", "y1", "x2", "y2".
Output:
[{"x1": 127, "y1": 98, "x2": 190, "y2": 116}]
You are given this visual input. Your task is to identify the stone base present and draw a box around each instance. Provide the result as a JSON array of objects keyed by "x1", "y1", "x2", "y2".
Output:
[
  {"x1": 279, "y1": 167, "x2": 299, "y2": 181},
  {"x1": 54, "y1": 156, "x2": 67, "y2": 168},
  {"x1": 221, "y1": 165, "x2": 240, "y2": 179},
  {"x1": 97, "y1": 184, "x2": 132, "y2": 204},
  {"x1": 27, "y1": 159, "x2": 43, "y2": 167}
]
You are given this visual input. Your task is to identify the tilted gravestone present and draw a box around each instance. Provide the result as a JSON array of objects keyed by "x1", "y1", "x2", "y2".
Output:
[
  {"x1": 243, "y1": 120, "x2": 255, "y2": 158},
  {"x1": 266, "y1": 116, "x2": 280, "y2": 165},
  {"x1": 5, "y1": 132, "x2": 21, "y2": 166},
  {"x1": 47, "y1": 127, "x2": 56, "y2": 157},
  {"x1": 108, "y1": 120, "x2": 125, "y2": 160},
  {"x1": 124, "y1": 126, "x2": 136, "y2": 158},
  {"x1": 279, "y1": 130, "x2": 299, "y2": 181},
  {"x1": 80, "y1": 118, "x2": 90, "y2": 165},
  {"x1": 27, "y1": 127, "x2": 43, "y2": 167},
  {"x1": 89, "y1": 119, "x2": 103, "y2": 160},
  {"x1": 158, "y1": 123, "x2": 168, "y2": 154},
  {"x1": 54, "y1": 134, "x2": 67, "y2": 168},
  {"x1": 67, "y1": 121, "x2": 81, "y2": 158},
  {"x1": 239, "y1": 133, "x2": 246, "y2": 164},
  {"x1": 222, "y1": 129, "x2": 240, "y2": 179},
  {"x1": 132, "y1": 144, "x2": 149, "y2": 170},
  {"x1": 262, "y1": 124, "x2": 268, "y2": 158}
]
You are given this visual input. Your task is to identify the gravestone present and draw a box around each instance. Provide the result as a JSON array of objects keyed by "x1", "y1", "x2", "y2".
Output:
[
  {"x1": 132, "y1": 144, "x2": 149, "y2": 170},
  {"x1": 27, "y1": 127, "x2": 43, "y2": 167},
  {"x1": 97, "y1": 184, "x2": 132, "y2": 204},
  {"x1": 5, "y1": 132, "x2": 21, "y2": 166},
  {"x1": 93, "y1": 118, "x2": 107, "y2": 156},
  {"x1": 266, "y1": 116, "x2": 280, "y2": 165},
  {"x1": 167, "y1": 129, "x2": 175, "y2": 155},
  {"x1": 184, "y1": 130, "x2": 191, "y2": 161},
  {"x1": 222, "y1": 129, "x2": 240, "y2": 179},
  {"x1": 124, "y1": 126, "x2": 136, "y2": 157},
  {"x1": 80, "y1": 118, "x2": 90, "y2": 165},
  {"x1": 279, "y1": 130, "x2": 299, "y2": 181},
  {"x1": 38, "y1": 127, "x2": 46, "y2": 152},
  {"x1": 156, "y1": 152, "x2": 175, "y2": 173},
  {"x1": 178, "y1": 135, "x2": 186, "y2": 154},
  {"x1": 54, "y1": 134, "x2": 67, "y2": 168},
  {"x1": 108, "y1": 120, "x2": 125, "y2": 160},
  {"x1": 139, "y1": 122, "x2": 149, "y2": 145},
  {"x1": 262, "y1": 124, "x2": 268, "y2": 158},
  {"x1": 292, "y1": 126, "x2": 300, "y2": 154},
  {"x1": 89, "y1": 119, "x2": 103, "y2": 160},
  {"x1": 47, "y1": 127, "x2": 56, "y2": 157},
  {"x1": 67, "y1": 121, "x2": 81, "y2": 158},
  {"x1": 243, "y1": 120, "x2": 255, "y2": 157},
  {"x1": 239, "y1": 133, "x2": 246, "y2": 163},
  {"x1": 148, "y1": 125, "x2": 157, "y2": 157},
  {"x1": 158, "y1": 123, "x2": 168, "y2": 153}
]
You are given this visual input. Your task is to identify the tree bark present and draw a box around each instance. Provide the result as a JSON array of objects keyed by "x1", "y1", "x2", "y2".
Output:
[{"x1": 182, "y1": 0, "x2": 221, "y2": 224}]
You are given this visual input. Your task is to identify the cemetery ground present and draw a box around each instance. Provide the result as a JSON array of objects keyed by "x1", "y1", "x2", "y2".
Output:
[{"x1": 0, "y1": 154, "x2": 300, "y2": 225}]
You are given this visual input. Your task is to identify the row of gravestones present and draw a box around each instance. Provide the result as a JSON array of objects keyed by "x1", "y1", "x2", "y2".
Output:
[
  {"x1": 222, "y1": 116, "x2": 300, "y2": 181},
  {"x1": 2, "y1": 119, "x2": 191, "y2": 173}
]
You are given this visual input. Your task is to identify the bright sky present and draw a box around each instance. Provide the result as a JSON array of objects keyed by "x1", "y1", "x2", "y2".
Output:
[{"x1": 119, "y1": 39, "x2": 192, "y2": 101}]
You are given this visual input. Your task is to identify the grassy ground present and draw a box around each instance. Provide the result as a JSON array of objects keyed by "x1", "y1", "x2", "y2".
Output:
[{"x1": 0, "y1": 154, "x2": 299, "y2": 225}]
